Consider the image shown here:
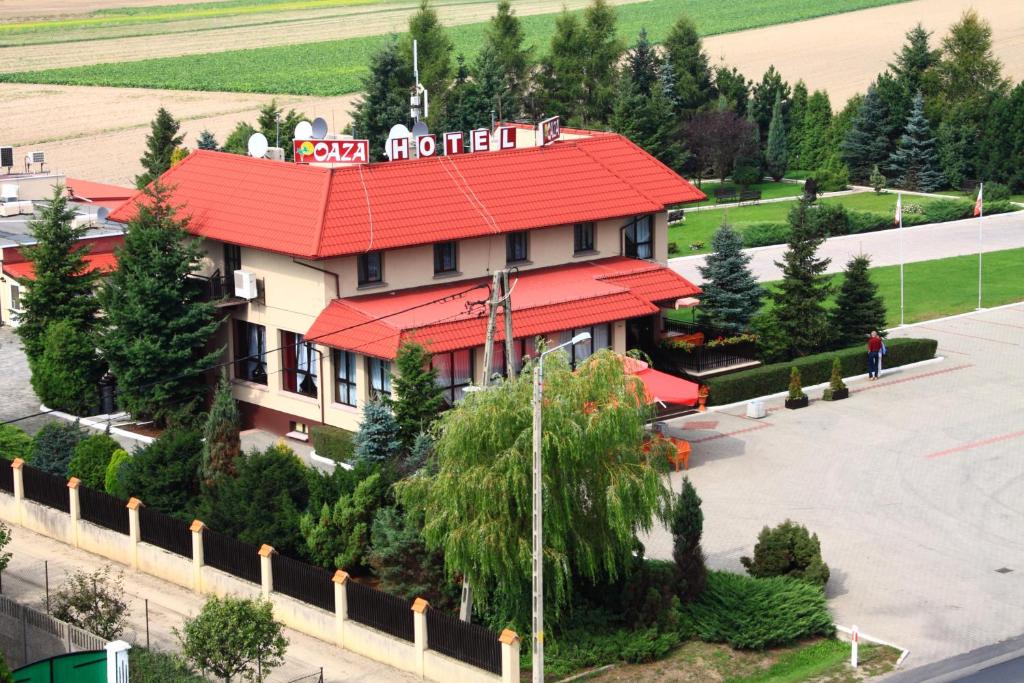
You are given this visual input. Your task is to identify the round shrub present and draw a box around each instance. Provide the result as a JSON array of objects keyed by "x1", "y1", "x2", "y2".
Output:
[
  {"x1": 31, "y1": 420, "x2": 87, "y2": 476},
  {"x1": 68, "y1": 434, "x2": 120, "y2": 489},
  {"x1": 0, "y1": 424, "x2": 33, "y2": 461},
  {"x1": 984, "y1": 182, "x2": 1011, "y2": 202},
  {"x1": 30, "y1": 321, "x2": 104, "y2": 417},
  {"x1": 105, "y1": 449, "x2": 131, "y2": 497},
  {"x1": 740, "y1": 520, "x2": 830, "y2": 587}
]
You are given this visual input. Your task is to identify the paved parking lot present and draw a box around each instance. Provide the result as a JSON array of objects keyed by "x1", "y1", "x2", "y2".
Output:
[
  {"x1": 0, "y1": 325, "x2": 52, "y2": 434},
  {"x1": 645, "y1": 304, "x2": 1024, "y2": 670}
]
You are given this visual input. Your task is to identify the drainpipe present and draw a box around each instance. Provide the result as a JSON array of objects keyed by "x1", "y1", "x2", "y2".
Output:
[{"x1": 291, "y1": 258, "x2": 341, "y2": 299}]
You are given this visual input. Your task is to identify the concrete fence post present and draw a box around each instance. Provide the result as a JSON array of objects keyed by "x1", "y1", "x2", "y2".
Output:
[
  {"x1": 499, "y1": 629, "x2": 521, "y2": 683},
  {"x1": 67, "y1": 477, "x2": 81, "y2": 548},
  {"x1": 332, "y1": 570, "x2": 348, "y2": 648},
  {"x1": 412, "y1": 597, "x2": 429, "y2": 679},
  {"x1": 190, "y1": 520, "x2": 205, "y2": 592},
  {"x1": 10, "y1": 458, "x2": 24, "y2": 525},
  {"x1": 258, "y1": 544, "x2": 275, "y2": 598},
  {"x1": 126, "y1": 498, "x2": 143, "y2": 569}
]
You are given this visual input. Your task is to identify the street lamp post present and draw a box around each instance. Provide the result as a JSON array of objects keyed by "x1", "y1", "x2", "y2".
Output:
[{"x1": 531, "y1": 332, "x2": 591, "y2": 683}]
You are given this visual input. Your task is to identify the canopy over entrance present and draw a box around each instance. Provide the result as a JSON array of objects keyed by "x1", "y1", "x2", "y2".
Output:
[{"x1": 622, "y1": 355, "x2": 700, "y2": 406}]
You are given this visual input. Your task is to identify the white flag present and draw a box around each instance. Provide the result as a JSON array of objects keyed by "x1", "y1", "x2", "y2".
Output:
[{"x1": 894, "y1": 192, "x2": 902, "y2": 226}]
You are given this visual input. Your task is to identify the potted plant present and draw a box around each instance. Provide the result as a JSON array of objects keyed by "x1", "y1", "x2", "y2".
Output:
[
  {"x1": 785, "y1": 366, "x2": 809, "y2": 409},
  {"x1": 822, "y1": 358, "x2": 849, "y2": 401}
]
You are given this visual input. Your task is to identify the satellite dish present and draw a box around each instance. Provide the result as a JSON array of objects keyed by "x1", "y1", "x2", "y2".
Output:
[
  {"x1": 311, "y1": 117, "x2": 329, "y2": 140},
  {"x1": 96, "y1": 207, "x2": 109, "y2": 222},
  {"x1": 247, "y1": 132, "x2": 269, "y2": 158},
  {"x1": 294, "y1": 120, "x2": 313, "y2": 140},
  {"x1": 411, "y1": 121, "x2": 429, "y2": 138},
  {"x1": 387, "y1": 124, "x2": 412, "y2": 142}
]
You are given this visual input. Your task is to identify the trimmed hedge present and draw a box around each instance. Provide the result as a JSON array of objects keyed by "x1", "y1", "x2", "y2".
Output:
[{"x1": 705, "y1": 337, "x2": 937, "y2": 406}]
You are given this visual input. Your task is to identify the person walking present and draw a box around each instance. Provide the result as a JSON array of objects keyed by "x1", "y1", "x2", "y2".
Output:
[{"x1": 867, "y1": 330, "x2": 883, "y2": 380}]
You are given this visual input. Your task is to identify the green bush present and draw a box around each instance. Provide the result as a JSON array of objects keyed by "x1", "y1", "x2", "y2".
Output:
[
  {"x1": 31, "y1": 420, "x2": 87, "y2": 475},
  {"x1": 105, "y1": 449, "x2": 131, "y2": 496},
  {"x1": 120, "y1": 428, "x2": 203, "y2": 517},
  {"x1": 68, "y1": 434, "x2": 120, "y2": 489},
  {"x1": 705, "y1": 337, "x2": 937, "y2": 405},
  {"x1": 681, "y1": 571, "x2": 835, "y2": 650},
  {"x1": 743, "y1": 222, "x2": 790, "y2": 248},
  {"x1": 984, "y1": 182, "x2": 1011, "y2": 202},
  {"x1": 310, "y1": 424, "x2": 355, "y2": 463},
  {"x1": 130, "y1": 647, "x2": 205, "y2": 683},
  {"x1": 741, "y1": 520, "x2": 830, "y2": 587},
  {"x1": 846, "y1": 209, "x2": 888, "y2": 234},
  {"x1": 543, "y1": 623, "x2": 679, "y2": 678},
  {"x1": 0, "y1": 424, "x2": 33, "y2": 461},
  {"x1": 812, "y1": 155, "x2": 848, "y2": 192},
  {"x1": 30, "y1": 321, "x2": 104, "y2": 417}
]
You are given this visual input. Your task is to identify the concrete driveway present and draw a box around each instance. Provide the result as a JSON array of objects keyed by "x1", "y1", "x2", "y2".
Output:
[
  {"x1": 643, "y1": 304, "x2": 1024, "y2": 670},
  {"x1": 0, "y1": 325, "x2": 52, "y2": 434}
]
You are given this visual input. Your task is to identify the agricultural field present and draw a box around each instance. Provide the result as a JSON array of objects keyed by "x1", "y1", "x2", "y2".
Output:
[{"x1": 0, "y1": 0, "x2": 915, "y2": 92}]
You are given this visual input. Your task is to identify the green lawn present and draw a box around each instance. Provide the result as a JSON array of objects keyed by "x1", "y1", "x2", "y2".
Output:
[
  {"x1": 670, "y1": 191, "x2": 945, "y2": 254},
  {"x1": 760, "y1": 247, "x2": 1024, "y2": 326},
  {"x1": 0, "y1": 0, "x2": 913, "y2": 94},
  {"x1": 685, "y1": 180, "x2": 805, "y2": 210}
]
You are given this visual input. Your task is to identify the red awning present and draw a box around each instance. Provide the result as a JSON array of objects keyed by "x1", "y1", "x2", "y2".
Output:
[{"x1": 622, "y1": 355, "x2": 699, "y2": 406}]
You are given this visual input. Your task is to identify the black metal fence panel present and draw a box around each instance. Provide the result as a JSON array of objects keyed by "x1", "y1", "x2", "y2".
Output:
[
  {"x1": 271, "y1": 554, "x2": 335, "y2": 613},
  {"x1": 0, "y1": 463, "x2": 13, "y2": 493},
  {"x1": 22, "y1": 465, "x2": 70, "y2": 513},
  {"x1": 78, "y1": 485, "x2": 129, "y2": 534},
  {"x1": 203, "y1": 528, "x2": 260, "y2": 584},
  {"x1": 346, "y1": 580, "x2": 414, "y2": 642},
  {"x1": 138, "y1": 506, "x2": 192, "y2": 558},
  {"x1": 426, "y1": 608, "x2": 502, "y2": 675}
]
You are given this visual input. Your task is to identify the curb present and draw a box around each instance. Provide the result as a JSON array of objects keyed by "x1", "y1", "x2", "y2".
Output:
[{"x1": 41, "y1": 404, "x2": 155, "y2": 445}]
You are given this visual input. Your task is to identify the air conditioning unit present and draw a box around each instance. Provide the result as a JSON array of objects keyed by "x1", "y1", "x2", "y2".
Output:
[
  {"x1": 233, "y1": 269, "x2": 259, "y2": 300},
  {"x1": 30, "y1": 151, "x2": 45, "y2": 164},
  {"x1": 265, "y1": 147, "x2": 285, "y2": 162},
  {"x1": 1, "y1": 183, "x2": 17, "y2": 202}
]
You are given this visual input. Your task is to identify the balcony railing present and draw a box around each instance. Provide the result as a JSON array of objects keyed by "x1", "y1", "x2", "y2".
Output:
[{"x1": 657, "y1": 318, "x2": 759, "y2": 375}]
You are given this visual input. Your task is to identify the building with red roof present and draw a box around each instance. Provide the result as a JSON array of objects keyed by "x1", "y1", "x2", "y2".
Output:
[{"x1": 110, "y1": 125, "x2": 705, "y2": 436}]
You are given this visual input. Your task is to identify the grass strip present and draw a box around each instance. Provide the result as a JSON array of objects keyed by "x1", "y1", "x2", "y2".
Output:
[{"x1": 725, "y1": 639, "x2": 848, "y2": 683}]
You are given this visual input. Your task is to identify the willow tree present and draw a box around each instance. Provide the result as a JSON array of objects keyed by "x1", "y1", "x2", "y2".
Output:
[{"x1": 397, "y1": 349, "x2": 673, "y2": 629}]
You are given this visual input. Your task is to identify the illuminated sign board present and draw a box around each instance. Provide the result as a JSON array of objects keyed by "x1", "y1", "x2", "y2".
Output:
[
  {"x1": 293, "y1": 139, "x2": 369, "y2": 164},
  {"x1": 537, "y1": 117, "x2": 561, "y2": 147}
]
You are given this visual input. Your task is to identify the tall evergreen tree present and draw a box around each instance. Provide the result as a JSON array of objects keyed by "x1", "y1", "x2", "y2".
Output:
[
  {"x1": 712, "y1": 64, "x2": 749, "y2": 117},
  {"x1": 15, "y1": 186, "x2": 100, "y2": 361},
  {"x1": 671, "y1": 477, "x2": 706, "y2": 603},
  {"x1": 202, "y1": 371, "x2": 241, "y2": 484},
  {"x1": 625, "y1": 28, "x2": 659, "y2": 96},
  {"x1": 135, "y1": 107, "x2": 183, "y2": 188},
  {"x1": 788, "y1": 80, "x2": 808, "y2": 162},
  {"x1": 830, "y1": 255, "x2": 887, "y2": 348},
  {"x1": 221, "y1": 122, "x2": 257, "y2": 156},
  {"x1": 730, "y1": 111, "x2": 762, "y2": 187},
  {"x1": 399, "y1": 0, "x2": 454, "y2": 126},
  {"x1": 98, "y1": 183, "x2": 221, "y2": 424},
  {"x1": 536, "y1": 9, "x2": 587, "y2": 123},
  {"x1": 439, "y1": 54, "x2": 493, "y2": 133},
  {"x1": 890, "y1": 23, "x2": 940, "y2": 95},
  {"x1": 354, "y1": 400, "x2": 403, "y2": 464},
  {"x1": 256, "y1": 99, "x2": 307, "y2": 161},
  {"x1": 580, "y1": 0, "x2": 622, "y2": 125},
  {"x1": 351, "y1": 38, "x2": 411, "y2": 161},
  {"x1": 841, "y1": 85, "x2": 892, "y2": 183},
  {"x1": 696, "y1": 223, "x2": 763, "y2": 333},
  {"x1": 391, "y1": 341, "x2": 446, "y2": 449},
  {"x1": 795, "y1": 90, "x2": 833, "y2": 171},
  {"x1": 610, "y1": 69, "x2": 685, "y2": 172},
  {"x1": 874, "y1": 70, "x2": 913, "y2": 150},
  {"x1": 196, "y1": 130, "x2": 219, "y2": 151},
  {"x1": 663, "y1": 15, "x2": 713, "y2": 116},
  {"x1": 764, "y1": 93, "x2": 788, "y2": 181},
  {"x1": 926, "y1": 9, "x2": 1008, "y2": 116},
  {"x1": 750, "y1": 65, "x2": 790, "y2": 143},
  {"x1": 484, "y1": 0, "x2": 532, "y2": 120},
  {"x1": 980, "y1": 82, "x2": 1024, "y2": 191},
  {"x1": 770, "y1": 198, "x2": 832, "y2": 358},
  {"x1": 888, "y1": 93, "x2": 945, "y2": 191}
]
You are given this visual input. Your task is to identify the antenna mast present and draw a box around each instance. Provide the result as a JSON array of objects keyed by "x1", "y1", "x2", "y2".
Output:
[{"x1": 411, "y1": 39, "x2": 429, "y2": 123}]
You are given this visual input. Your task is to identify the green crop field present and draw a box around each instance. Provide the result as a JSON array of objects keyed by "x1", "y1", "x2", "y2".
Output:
[{"x1": 0, "y1": 0, "x2": 911, "y2": 94}]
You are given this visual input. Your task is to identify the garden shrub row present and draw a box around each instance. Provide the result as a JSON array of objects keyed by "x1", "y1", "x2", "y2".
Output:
[{"x1": 705, "y1": 337, "x2": 938, "y2": 406}]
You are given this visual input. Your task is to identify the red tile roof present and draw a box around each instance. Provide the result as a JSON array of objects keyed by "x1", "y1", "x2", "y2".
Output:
[
  {"x1": 66, "y1": 178, "x2": 134, "y2": 201},
  {"x1": 2, "y1": 251, "x2": 117, "y2": 281},
  {"x1": 108, "y1": 132, "x2": 705, "y2": 259},
  {"x1": 306, "y1": 257, "x2": 700, "y2": 359}
]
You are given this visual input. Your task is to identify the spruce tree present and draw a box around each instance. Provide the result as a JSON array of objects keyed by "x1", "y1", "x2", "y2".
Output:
[
  {"x1": 135, "y1": 107, "x2": 184, "y2": 188},
  {"x1": 351, "y1": 38, "x2": 411, "y2": 161},
  {"x1": 750, "y1": 66, "x2": 790, "y2": 143},
  {"x1": 888, "y1": 92, "x2": 945, "y2": 191},
  {"x1": 202, "y1": 371, "x2": 241, "y2": 484},
  {"x1": 980, "y1": 82, "x2": 1024, "y2": 190},
  {"x1": 354, "y1": 400, "x2": 403, "y2": 464},
  {"x1": 625, "y1": 28, "x2": 659, "y2": 96},
  {"x1": 841, "y1": 85, "x2": 892, "y2": 183},
  {"x1": 537, "y1": 10, "x2": 587, "y2": 123},
  {"x1": 830, "y1": 255, "x2": 887, "y2": 347},
  {"x1": 770, "y1": 198, "x2": 832, "y2": 357},
  {"x1": 391, "y1": 341, "x2": 446, "y2": 449},
  {"x1": 610, "y1": 76, "x2": 685, "y2": 172},
  {"x1": 890, "y1": 23, "x2": 940, "y2": 94},
  {"x1": 671, "y1": 477, "x2": 706, "y2": 603},
  {"x1": 712, "y1": 64, "x2": 750, "y2": 117},
  {"x1": 196, "y1": 130, "x2": 219, "y2": 151},
  {"x1": 580, "y1": 0, "x2": 622, "y2": 125},
  {"x1": 98, "y1": 183, "x2": 221, "y2": 424},
  {"x1": 730, "y1": 113, "x2": 762, "y2": 187},
  {"x1": 399, "y1": 0, "x2": 453, "y2": 126},
  {"x1": 696, "y1": 223, "x2": 763, "y2": 333},
  {"x1": 663, "y1": 15, "x2": 713, "y2": 116},
  {"x1": 764, "y1": 93, "x2": 788, "y2": 181},
  {"x1": 484, "y1": 0, "x2": 531, "y2": 120},
  {"x1": 256, "y1": 99, "x2": 306, "y2": 161},
  {"x1": 32, "y1": 320, "x2": 103, "y2": 416},
  {"x1": 15, "y1": 185, "x2": 100, "y2": 361},
  {"x1": 795, "y1": 90, "x2": 832, "y2": 171},
  {"x1": 439, "y1": 54, "x2": 492, "y2": 133},
  {"x1": 221, "y1": 122, "x2": 257, "y2": 156}
]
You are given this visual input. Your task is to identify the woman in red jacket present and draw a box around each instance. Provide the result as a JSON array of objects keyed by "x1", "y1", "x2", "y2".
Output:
[{"x1": 867, "y1": 330, "x2": 883, "y2": 380}]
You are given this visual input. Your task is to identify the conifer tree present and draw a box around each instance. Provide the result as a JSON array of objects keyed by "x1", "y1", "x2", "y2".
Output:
[
  {"x1": 830, "y1": 255, "x2": 887, "y2": 348},
  {"x1": 392, "y1": 341, "x2": 446, "y2": 449},
  {"x1": 888, "y1": 93, "x2": 945, "y2": 191},
  {"x1": 202, "y1": 371, "x2": 241, "y2": 483},
  {"x1": 980, "y1": 82, "x2": 1024, "y2": 191},
  {"x1": 135, "y1": 107, "x2": 184, "y2": 188},
  {"x1": 354, "y1": 400, "x2": 403, "y2": 464},
  {"x1": 764, "y1": 93, "x2": 788, "y2": 180},
  {"x1": 663, "y1": 15, "x2": 713, "y2": 116},
  {"x1": 15, "y1": 186, "x2": 100, "y2": 362},
  {"x1": 788, "y1": 80, "x2": 808, "y2": 161},
  {"x1": 750, "y1": 66, "x2": 790, "y2": 143},
  {"x1": 439, "y1": 54, "x2": 493, "y2": 133},
  {"x1": 795, "y1": 90, "x2": 832, "y2": 171},
  {"x1": 98, "y1": 183, "x2": 221, "y2": 424},
  {"x1": 399, "y1": 0, "x2": 453, "y2": 125},
  {"x1": 351, "y1": 38, "x2": 411, "y2": 161},
  {"x1": 196, "y1": 130, "x2": 219, "y2": 151},
  {"x1": 770, "y1": 198, "x2": 832, "y2": 357},
  {"x1": 926, "y1": 10, "x2": 1008, "y2": 115},
  {"x1": 696, "y1": 223, "x2": 763, "y2": 333},
  {"x1": 537, "y1": 9, "x2": 587, "y2": 123},
  {"x1": 730, "y1": 112, "x2": 762, "y2": 187},
  {"x1": 890, "y1": 23, "x2": 940, "y2": 94},
  {"x1": 221, "y1": 122, "x2": 257, "y2": 156},
  {"x1": 841, "y1": 85, "x2": 892, "y2": 183},
  {"x1": 257, "y1": 99, "x2": 306, "y2": 161},
  {"x1": 671, "y1": 477, "x2": 706, "y2": 603},
  {"x1": 580, "y1": 0, "x2": 622, "y2": 125},
  {"x1": 658, "y1": 59, "x2": 681, "y2": 113},
  {"x1": 484, "y1": 0, "x2": 531, "y2": 120},
  {"x1": 712, "y1": 64, "x2": 749, "y2": 117},
  {"x1": 625, "y1": 28, "x2": 659, "y2": 96}
]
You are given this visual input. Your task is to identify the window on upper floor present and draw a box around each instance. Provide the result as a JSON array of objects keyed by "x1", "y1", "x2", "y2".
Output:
[
  {"x1": 506, "y1": 231, "x2": 528, "y2": 263},
  {"x1": 574, "y1": 222, "x2": 595, "y2": 254},
  {"x1": 358, "y1": 251, "x2": 383, "y2": 286},
  {"x1": 333, "y1": 349, "x2": 357, "y2": 406},
  {"x1": 432, "y1": 349, "x2": 474, "y2": 405},
  {"x1": 234, "y1": 319, "x2": 267, "y2": 385},
  {"x1": 624, "y1": 215, "x2": 653, "y2": 260},
  {"x1": 368, "y1": 357, "x2": 392, "y2": 401},
  {"x1": 433, "y1": 241, "x2": 458, "y2": 275},
  {"x1": 281, "y1": 331, "x2": 318, "y2": 398}
]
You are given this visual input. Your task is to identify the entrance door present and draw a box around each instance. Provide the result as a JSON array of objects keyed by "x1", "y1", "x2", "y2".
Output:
[{"x1": 626, "y1": 315, "x2": 656, "y2": 353}]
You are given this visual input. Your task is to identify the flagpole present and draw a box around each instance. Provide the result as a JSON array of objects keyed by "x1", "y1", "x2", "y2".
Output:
[
  {"x1": 898, "y1": 192, "x2": 904, "y2": 326},
  {"x1": 978, "y1": 182, "x2": 984, "y2": 310}
]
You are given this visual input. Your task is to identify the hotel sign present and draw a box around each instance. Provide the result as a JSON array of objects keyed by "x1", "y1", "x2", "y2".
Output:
[
  {"x1": 293, "y1": 139, "x2": 370, "y2": 164},
  {"x1": 537, "y1": 116, "x2": 561, "y2": 147}
]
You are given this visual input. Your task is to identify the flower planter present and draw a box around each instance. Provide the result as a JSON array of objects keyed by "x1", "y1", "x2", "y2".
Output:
[
  {"x1": 822, "y1": 387, "x2": 849, "y2": 401},
  {"x1": 784, "y1": 396, "x2": 809, "y2": 409}
]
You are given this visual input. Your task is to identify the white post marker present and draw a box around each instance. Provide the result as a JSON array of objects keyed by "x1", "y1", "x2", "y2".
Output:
[
  {"x1": 851, "y1": 625, "x2": 859, "y2": 668},
  {"x1": 896, "y1": 192, "x2": 904, "y2": 326},
  {"x1": 976, "y1": 182, "x2": 984, "y2": 310}
]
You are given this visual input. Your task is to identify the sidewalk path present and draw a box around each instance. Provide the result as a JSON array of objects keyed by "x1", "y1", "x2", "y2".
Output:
[
  {"x1": 1, "y1": 526, "x2": 416, "y2": 683},
  {"x1": 669, "y1": 211, "x2": 1024, "y2": 283}
]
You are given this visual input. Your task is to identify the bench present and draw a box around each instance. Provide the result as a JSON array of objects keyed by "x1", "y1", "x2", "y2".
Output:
[
  {"x1": 713, "y1": 188, "x2": 738, "y2": 203},
  {"x1": 738, "y1": 189, "x2": 762, "y2": 205}
]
